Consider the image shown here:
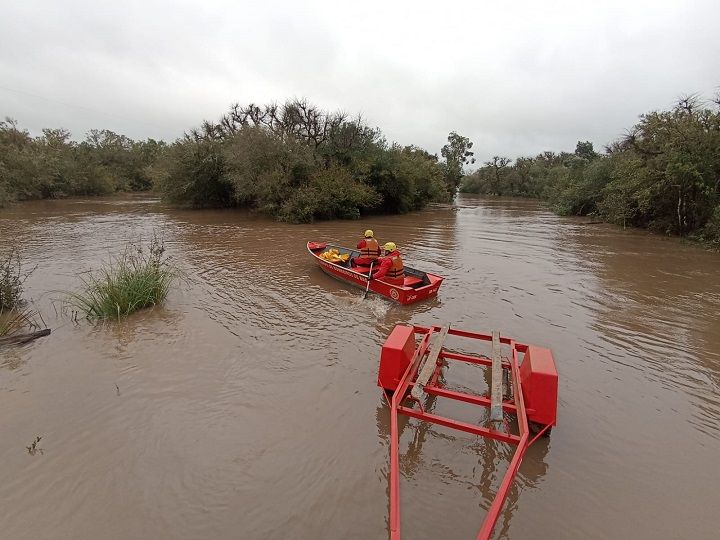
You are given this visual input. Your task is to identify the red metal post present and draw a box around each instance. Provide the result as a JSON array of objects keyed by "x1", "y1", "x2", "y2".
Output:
[{"x1": 388, "y1": 329, "x2": 433, "y2": 539}]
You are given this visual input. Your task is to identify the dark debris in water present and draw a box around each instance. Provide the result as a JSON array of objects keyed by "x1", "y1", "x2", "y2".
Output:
[{"x1": 26, "y1": 436, "x2": 43, "y2": 456}]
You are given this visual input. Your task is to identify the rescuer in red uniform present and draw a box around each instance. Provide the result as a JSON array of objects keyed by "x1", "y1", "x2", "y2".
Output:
[
  {"x1": 371, "y1": 242, "x2": 405, "y2": 285},
  {"x1": 353, "y1": 229, "x2": 381, "y2": 267}
]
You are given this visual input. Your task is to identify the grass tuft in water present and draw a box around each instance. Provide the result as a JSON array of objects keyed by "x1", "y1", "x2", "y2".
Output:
[
  {"x1": 0, "y1": 307, "x2": 38, "y2": 337},
  {"x1": 68, "y1": 237, "x2": 177, "y2": 320}
]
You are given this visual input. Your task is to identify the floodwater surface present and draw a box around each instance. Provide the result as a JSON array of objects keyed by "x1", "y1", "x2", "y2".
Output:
[{"x1": 1, "y1": 195, "x2": 719, "y2": 539}]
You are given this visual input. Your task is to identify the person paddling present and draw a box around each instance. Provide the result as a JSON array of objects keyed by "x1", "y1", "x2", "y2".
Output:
[
  {"x1": 371, "y1": 242, "x2": 405, "y2": 286},
  {"x1": 353, "y1": 229, "x2": 381, "y2": 267}
]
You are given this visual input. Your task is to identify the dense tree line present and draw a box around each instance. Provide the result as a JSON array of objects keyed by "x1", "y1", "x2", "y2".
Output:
[
  {"x1": 156, "y1": 99, "x2": 462, "y2": 222},
  {"x1": 0, "y1": 119, "x2": 162, "y2": 206},
  {"x1": 461, "y1": 95, "x2": 720, "y2": 246},
  {"x1": 1, "y1": 100, "x2": 471, "y2": 223}
]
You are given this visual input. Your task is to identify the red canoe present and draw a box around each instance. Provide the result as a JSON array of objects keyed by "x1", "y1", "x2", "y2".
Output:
[{"x1": 307, "y1": 241, "x2": 443, "y2": 305}]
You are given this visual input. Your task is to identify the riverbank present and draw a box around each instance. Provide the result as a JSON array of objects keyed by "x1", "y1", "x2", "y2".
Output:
[
  {"x1": 472, "y1": 194, "x2": 720, "y2": 251},
  {"x1": 460, "y1": 96, "x2": 720, "y2": 249}
]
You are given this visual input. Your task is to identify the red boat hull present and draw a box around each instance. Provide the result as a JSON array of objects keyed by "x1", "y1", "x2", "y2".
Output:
[{"x1": 307, "y1": 241, "x2": 443, "y2": 305}]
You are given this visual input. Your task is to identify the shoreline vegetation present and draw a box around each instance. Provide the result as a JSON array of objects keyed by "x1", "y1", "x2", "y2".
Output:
[
  {"x1": 0, "y1": 119, "x2": 161, "y2": 206},
  {"x1": 1, "y1": 99, "x2": 474, "y2": 223},
  {"x1": 2, "y1": 95, "x2": 718, "y2": 246},
  {"x1": 460, "y1": 94, "x2": 720, "y2": 248}
]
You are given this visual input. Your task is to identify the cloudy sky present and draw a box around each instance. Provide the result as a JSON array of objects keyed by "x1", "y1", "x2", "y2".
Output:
[{"x1": 1, "y1": 0, "x2": 718, "y2": 162}]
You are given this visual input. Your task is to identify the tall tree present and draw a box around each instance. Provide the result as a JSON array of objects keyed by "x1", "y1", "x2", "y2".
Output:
[
  {"x1": 441, "y1": 131, "x2": 475, "y2": 191},
  {"x1": 574, "y1": 140, "x2": 597, "y2": 161}
]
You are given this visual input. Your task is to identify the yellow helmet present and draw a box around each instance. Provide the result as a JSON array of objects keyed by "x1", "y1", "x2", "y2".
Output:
[
  {"x1": 383, "y1": 242, "x2": 396, "y2": 252},
  {"x1": 364, "y1": 229, "x2": 374, "y2": 238}
]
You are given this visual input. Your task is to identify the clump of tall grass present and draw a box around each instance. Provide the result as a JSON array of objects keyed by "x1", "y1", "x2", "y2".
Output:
[
  {"x1": 69, "y1": 237, "x2": 176, "y2": 319},
  {"x1": 0, "y1": 307, "x2": 38, "y2": 337}
]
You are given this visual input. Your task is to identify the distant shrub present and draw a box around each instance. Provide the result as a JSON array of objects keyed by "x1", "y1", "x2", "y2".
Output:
[
  {"x1": 158, "y1": 137, "x2": 233, "y2": 209},
  {"x1": 0, "y1": 119, "x2": 164, "y2": 204},
  {"x1": 279, "y1": 167, "x2": 377, "y2": 223}
]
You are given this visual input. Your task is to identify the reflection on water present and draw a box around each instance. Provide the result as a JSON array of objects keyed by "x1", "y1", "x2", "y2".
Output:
[{"x1": 1, "y1": 194, "x2": 719, "y2": 539}]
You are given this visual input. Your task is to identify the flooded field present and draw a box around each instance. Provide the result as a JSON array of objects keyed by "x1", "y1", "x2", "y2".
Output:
[{"x1": 1, "y1": 194, "x2": 719, "y2": 539}]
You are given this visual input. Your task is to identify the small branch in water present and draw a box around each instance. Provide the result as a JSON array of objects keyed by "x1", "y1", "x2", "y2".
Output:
[{"x1": 26, "y1": 436, "x2": 43, "y2": 456}]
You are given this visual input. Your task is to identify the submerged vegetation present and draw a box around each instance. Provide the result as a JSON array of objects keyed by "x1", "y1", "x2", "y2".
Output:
[
  {"x1": 461, "y1": 95, "x2": 720, "y2": 245},
  {"x1": 68, "y1": 237, "x2": 176, "y2": 320}
]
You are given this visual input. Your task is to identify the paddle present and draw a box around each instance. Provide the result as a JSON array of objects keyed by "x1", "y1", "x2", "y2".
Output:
[{"x1": 363, "y1": 262, "x2": 374, "y2": 299}]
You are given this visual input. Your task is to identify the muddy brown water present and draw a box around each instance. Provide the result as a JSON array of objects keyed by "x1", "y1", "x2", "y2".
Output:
[{"x1": 1, "y1": 194, "x2": 719, "y2": 539}]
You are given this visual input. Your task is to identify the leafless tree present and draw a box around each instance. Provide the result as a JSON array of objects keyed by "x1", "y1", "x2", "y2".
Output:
[{"x1": 214, "y1": 99, "x2": 348, "y2": 152}]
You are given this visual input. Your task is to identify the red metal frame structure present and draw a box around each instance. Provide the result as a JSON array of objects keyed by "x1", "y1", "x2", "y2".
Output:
[{"x1": 377, "y1": 325, "x2": 558, "y2": 539}]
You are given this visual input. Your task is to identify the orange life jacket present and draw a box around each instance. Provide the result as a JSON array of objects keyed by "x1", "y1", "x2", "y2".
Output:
[
  {"x1": 360, "y1": 238, "x2": 381, "y2": 260},
  {"x1": 386, "y1": 253, "x2": 405, "y2": 279}
]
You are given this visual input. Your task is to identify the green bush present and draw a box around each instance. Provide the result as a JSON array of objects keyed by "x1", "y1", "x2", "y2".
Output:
[
  {"x1": 224, "y1": 127, "x2": 315, "y2": 209},
  {"x1": 392, "y1": 147, "x2": 451, "y2": 208},
  {"x1": 0, "y1": 119, "x2": 164, "y2": 205},
  {"x1": 158, "y1": 138, "x2": 233, "y2": 208},
  {"x1": 279, "y1": 167, "x2": 377, "y2": 223},
  {"x1": 68, "y1": 238, "x2": 176, "y2": 319}
]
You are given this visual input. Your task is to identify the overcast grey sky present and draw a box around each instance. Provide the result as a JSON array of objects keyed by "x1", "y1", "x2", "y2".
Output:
[{"x1": 1, "y1": 0, "x2": 719, "y2": 163}]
